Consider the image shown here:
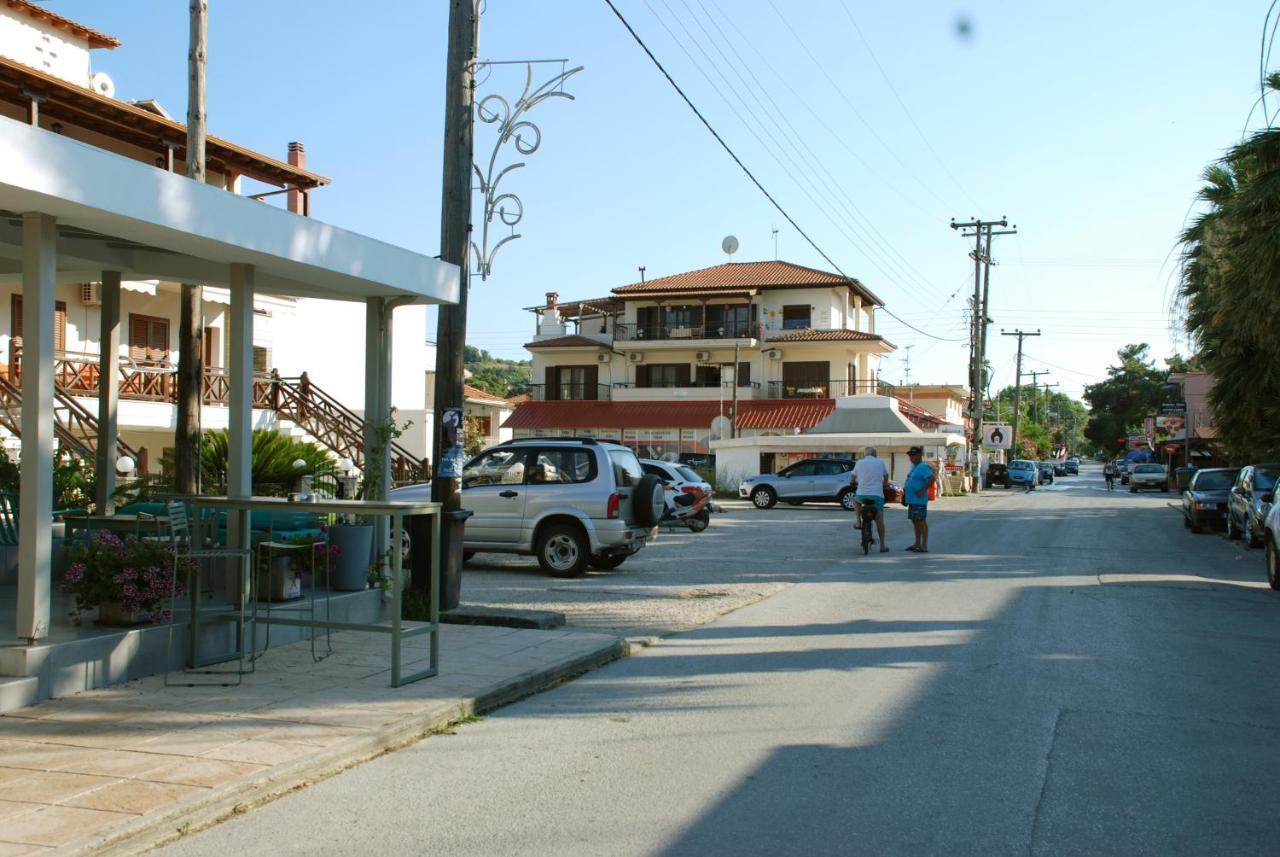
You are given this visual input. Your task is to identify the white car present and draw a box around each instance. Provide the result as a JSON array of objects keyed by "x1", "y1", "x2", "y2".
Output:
[{"x1": 1129, "y1": 463, "x2": 1168, "y2": 492}]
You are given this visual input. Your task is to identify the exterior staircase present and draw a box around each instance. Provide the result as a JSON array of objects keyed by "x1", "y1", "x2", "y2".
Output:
[{"x1": 0, "y1": 372, "x2": 142, "y2": 464}]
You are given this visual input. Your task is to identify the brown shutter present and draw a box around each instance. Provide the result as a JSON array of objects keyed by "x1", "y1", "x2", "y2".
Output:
[
  {"x1": 54, "y1": 302, "x2": 66, "y2": 352},
  {"x1": 583, "y1": 364, "x2": 599, "y2": 400},
  {"x1": 635, "y1": 364, "x2": 648, "y2": 387},
  {"x1": 544, "y1": 365, "x2": 559, "y2": 401},
  {"x1": 676, "y1": 363, "x2": 691, "y2": 386},
  {"x1": 738, "y1": 362, "x2": 750, "y2": 386},
  {"x1": 129, "y1": 315, "x2": 149, "y2": 362}
]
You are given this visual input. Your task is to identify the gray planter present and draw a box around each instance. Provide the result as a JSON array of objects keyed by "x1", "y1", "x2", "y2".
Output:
[{"x1": 329, "y1": 524, "x2": 373, "y2": 591}]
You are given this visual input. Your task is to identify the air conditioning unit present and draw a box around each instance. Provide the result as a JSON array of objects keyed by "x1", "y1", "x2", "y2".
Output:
[
  {"x1": 627, "y1": 352, "x2": 644, "y2": 364},
  {"x1": 80, "y1": 283, "x2": 101, "y2": 306},
  {"x1": 695, "y1": 351, "x2": 711, "y2": 362},
  {"x1": 766, "y1": 349, "x2": 783, "y2": 360},
  {"x1": 596, "y1": 352, "x2": 611, "y2": 363}
]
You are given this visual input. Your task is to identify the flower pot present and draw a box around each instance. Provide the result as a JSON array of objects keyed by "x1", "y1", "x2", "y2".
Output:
[
  {"x1": 257, "y1": 556, "x2": 303, "y2": 602},
  {"x1": 96, "y1": 600, "x2": 152, "y2": 627},
  {"x1": 329, "y1": 523, "x2": 373, "y2": 591}
]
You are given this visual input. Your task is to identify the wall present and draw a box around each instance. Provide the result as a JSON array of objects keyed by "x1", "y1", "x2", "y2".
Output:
[{"x1": 0, "y1": 10, "x2": 92, "y2": 86}]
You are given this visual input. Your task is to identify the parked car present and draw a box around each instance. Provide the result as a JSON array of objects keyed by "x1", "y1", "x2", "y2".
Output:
[
  {"x1": 1063, "y1": 459, "x2": 1079, "y2": 475},
  {"x1": 1182, "y1": 467, "x2": 1235, "y2": 533},
  {"x1": 739, "y1": 458, "x2": 856, "y2": 509},
  {"x1": 641, "y1": 459, "x2": 712, "y2": 532},
  {"x1": 1227, "y1": 464, "x2": 1280, "y2": 547},
  {"x1": 1037, "y1": 461, "x2": 1055, "y2": 484},
  {"x1": 1052, "y1": 460, "x2": 1067, "y2": 476},
  {"x1": 985, "y1": 462, "x2": 1011, "y2": 488},
  {"x1": 1129, "y1": 463, "x2": 1168, "y2": 492},
  {"x1": 1263, "y1": 501, "x2": 1280, "y2": 588},
  {"x1": 390, "y1": 438, "x2": 664, "y2": 577},
  {"x1": 1008, "y1": 459, "x2": 1038, "y2": 489}
]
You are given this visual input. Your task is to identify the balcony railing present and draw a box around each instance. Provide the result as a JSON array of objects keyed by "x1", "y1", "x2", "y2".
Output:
[
  {"x1": 611, "y1": 380, "x2": 760, "y2": 390},
  {"x1": 527, "y1": 383, "x2": 612, "y2": 402},
  {"x1": 766, "y1": 379, "x2": 897, "y2": 399},
  {"x1": 614, "y1": 321, "x2": 759, "y2": 342}
]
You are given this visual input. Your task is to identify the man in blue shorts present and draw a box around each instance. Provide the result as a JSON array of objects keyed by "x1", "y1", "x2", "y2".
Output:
[
  {"x1": 850, "y1": 446, "x2": 891, "y2": 553},
  {"x1": 904, "y1": 445, "x2": 936, "y2": 553}
]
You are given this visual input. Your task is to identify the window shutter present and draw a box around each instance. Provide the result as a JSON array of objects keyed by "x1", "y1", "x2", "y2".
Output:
[
  {"x1": 635, "y1": 364, "x2": 648, "y2": 387},
  {"x1": 583, "y1": 364, "x2": 599, "y2": 400},
  {"x1": 676, "y1": 363, "x2": 691, "y2": 386},
  {"x1": 738, "y1": 362, "x2": 750, "y2": 386},
  {"x1": 544, "y1": 365, "x2": 559, "y2": 400},
  {"x1": 54, "y1": 303, "x2": 66, "y2": 352}
]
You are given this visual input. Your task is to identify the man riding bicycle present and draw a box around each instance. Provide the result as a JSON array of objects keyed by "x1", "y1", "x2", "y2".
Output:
[
  {"x1": 850, "y1": 446, "x2": 891, "y2": 553},
  {"x1": 1103, "y1": 459, "x2": 1117, "y2": 491}
]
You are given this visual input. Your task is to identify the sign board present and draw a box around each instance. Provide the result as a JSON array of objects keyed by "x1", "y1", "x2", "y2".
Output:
[
  {"x1": 1128, "y1": 433, "x2": 1149, "y2": 450},
  {"x1": 1156, "y1": 415, "x2": 1185, "y2": 433},
  {"x1": 982, "y1": 423, "x2": 1012, "y2": 449},
  {"x1": 1161, "y1": 402, "x2": 1187, "y2": 414},
  {"x1": 1143, "y1": 416, "x2": 1156, "y2": 440}
]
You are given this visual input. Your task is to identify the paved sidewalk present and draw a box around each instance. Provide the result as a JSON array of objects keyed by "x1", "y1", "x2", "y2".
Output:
[{"x1": 0, "y1": 624, "x2": 624, "y2": 856}]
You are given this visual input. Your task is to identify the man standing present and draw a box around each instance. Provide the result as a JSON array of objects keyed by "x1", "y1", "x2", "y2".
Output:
[
  {"x1": 904, "y1": 445, "x2": 936, "y2": 553},
  {"x1": 850, "y1": 446, "x2": 891, "y2": 553}
]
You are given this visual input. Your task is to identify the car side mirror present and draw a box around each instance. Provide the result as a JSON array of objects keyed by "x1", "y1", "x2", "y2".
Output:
[{"x1": 1264, "y1": 492, "x2": 1275, "y2": 503}]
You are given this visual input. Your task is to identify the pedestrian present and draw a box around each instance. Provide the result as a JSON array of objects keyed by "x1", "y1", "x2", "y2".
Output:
[
  {"x1": 903, "y1": 445, "x2": 936, "y2": 553},
  {"x1": 1103, "y1": 459, "x2": 1116, "y2": 491},
  {"x1": 850, "y1": 446, "x2": 891, "y2": 553}
]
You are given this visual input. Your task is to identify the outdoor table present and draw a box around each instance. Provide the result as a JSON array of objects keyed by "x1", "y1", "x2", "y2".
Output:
[
  {"x1": 66, "y1": 513, "x2": 169, "y2": 539},
  {"x1": 190, "y1": 495, "x2": 442, "y2": 687}
]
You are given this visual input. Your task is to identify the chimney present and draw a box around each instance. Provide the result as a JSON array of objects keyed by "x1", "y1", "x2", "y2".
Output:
[
  {"x1": 546, "y1": 291, "x2": 559, "y2": 310},
  {"x1": 287, "y1": 141, "x2": 305, "y2": 214}
]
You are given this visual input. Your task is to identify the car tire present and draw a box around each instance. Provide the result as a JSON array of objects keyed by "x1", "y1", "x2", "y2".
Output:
[
  {"x1": 633, "y1": 474, "x2": 665, "y2": 528},
  {"x1": 838, "y1": 489, "x2": 857, "y2": 511},
  {"x1": 536, "y1": 524, "x2": 590, "y2": 578},
  {"x1": 686, "y1": 510, "x2": 710, "y2": 533},
  {"x1": 1268, "y1": 539, "x2": 1280, "y2": 590},
  {"x1": 751, "y1": 486, "x2": 777, "y2": 509},
  {"x1": 588, "y1": 553, "x2": 628, "y2": 570}
]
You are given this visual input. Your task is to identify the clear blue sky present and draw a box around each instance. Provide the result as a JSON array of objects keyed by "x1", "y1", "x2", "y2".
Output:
[{"x1": 46, "y1": 1, "x2": 1270, "y2": 401}]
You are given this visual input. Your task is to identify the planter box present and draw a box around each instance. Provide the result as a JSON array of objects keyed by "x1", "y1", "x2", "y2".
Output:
[
  {"x1": 96, "y1": 601, "x2": 152, "y2": 627},
  {"x1": 257, "y1": 558, "x2": 303, "y2": 602}
]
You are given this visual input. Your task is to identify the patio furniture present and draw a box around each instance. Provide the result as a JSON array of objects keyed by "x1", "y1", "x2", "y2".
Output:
[
  {"x1": 162, "y1": 499, "x2": 256, "y2": 688},
  {"x1": 252, "y1": 537, "x2": 332, "y2": 663}
]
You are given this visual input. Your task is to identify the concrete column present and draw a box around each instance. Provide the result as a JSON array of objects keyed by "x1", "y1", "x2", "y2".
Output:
[
  {"x1": 852, "y1": 295, "x2": 862, "y2": 332},
  {"x1": 227, "y1": 264, "x2": 254, "y2": 545},
  {"x1": 866, "y1": 305, "x2": 875, "y2": 334},
  {"x1": 364, "y1": 298, "x2": 390, "y2": 567},
  {"x1": 95, "y1": 272, "x2": 122, "y2": 515},
  {"x1": 17, "y1": 213, "x2": 55, "y2": 642}
]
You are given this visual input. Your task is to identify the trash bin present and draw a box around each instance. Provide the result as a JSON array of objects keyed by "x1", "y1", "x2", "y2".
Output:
[
  {"x1": 408, "y1": 508, "x2": 472, "y2": 613},
  {"x1": 1174, "y1": 466, "x2": 1197, "y2": 492}
]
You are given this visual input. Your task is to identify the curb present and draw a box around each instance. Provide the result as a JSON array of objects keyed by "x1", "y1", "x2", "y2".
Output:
[{"x1": 60, "y1": 637, "x2": 628, "y2": 857}]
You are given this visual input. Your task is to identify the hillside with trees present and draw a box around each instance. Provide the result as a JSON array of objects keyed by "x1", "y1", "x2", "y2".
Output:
[{"x1": 464, "y1": 345, "x2": 531, "y2": 399}]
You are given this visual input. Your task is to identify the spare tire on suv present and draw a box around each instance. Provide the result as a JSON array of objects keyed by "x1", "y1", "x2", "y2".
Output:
[{"x1": 634, "y1": 473, "x2": 665, "y2": 527}]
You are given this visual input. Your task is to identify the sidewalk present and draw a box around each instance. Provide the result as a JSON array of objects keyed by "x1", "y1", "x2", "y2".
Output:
[{"x1": 0, "y1": 624, "x2": 625, "y2": 856}]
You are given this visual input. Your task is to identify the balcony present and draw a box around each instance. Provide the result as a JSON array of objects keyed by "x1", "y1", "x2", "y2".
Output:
[
  {"x1": 766, "y1": 379, "x2": 897, "y2": 399},
  {"x1": 614, "y1": 321, "x2": 759, "y2": 342},
  {"x1": 527, "y1": 383, "x2": 612, "y2": 402},
  {"x1": 610, "y1": 380, "x2": 761, "y2": 402}
]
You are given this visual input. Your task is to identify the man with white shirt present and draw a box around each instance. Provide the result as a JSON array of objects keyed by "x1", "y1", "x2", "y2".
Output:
[{"x1": 850, "y1": 446, "x2": 891, "y2": 553}]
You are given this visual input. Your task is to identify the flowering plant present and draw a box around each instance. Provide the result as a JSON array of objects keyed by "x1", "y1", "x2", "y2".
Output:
[
  {"x1": 281, "y1": 527, "x2": 342, "y2": 575},
  {"x1": 61, "y1": 531, "x2": 194, "y2": 623}
]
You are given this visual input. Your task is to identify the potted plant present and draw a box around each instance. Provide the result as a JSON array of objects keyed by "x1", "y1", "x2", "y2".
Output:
[
  {"x1": 257, "y1": 532, "x2": 342, "y2": 601},
  {"x1": 61, "y1": 531, "x2": 194, "y2": 626}
]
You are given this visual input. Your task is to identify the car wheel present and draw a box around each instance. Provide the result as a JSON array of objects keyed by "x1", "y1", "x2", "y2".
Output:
[
  {"x1": 838, "y1": 489, "x2": 857, "y2": 511},
  {"x1": 633, "y1": 474, "x2": 665, "y2": 528},
  {"x1": 1269, "y1": 539, "x2": 1280, "y2": 590},
  {"x1": 686, "y1": 510, "x2": 710, "y2": 533},
  {"x1": 751, "y1": 486, "x2": 777, "y2": 509},
  {"x1": 536, "y1": 524, "x2": 590, "y2": 578},
  {"x1": 588, "y1": 553, "x2": 628, "y2": 570}
]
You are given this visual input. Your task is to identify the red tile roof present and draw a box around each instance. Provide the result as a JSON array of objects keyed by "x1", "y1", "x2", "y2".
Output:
[
  {"x1": 523, "y1": 335, "x2": 610, "y2": 349},
  {"x1": 5, "y1": 0, "x2": 120, "y2": 49},
  {"x1": 464, "y1": 384, "x2": 512, "y2": 405},
  {"x1": 502, "y1": 399, "x2": 835, "y2": 431},
  {"x1": 894, "y1": 397, "x2": 942, "y2": 428},
  {"x1": 613, "y1": 261, "x2": 882, "y2": 306},
  {"x1": 767, "y1": 329, "x2": 885, "y2": 343}
]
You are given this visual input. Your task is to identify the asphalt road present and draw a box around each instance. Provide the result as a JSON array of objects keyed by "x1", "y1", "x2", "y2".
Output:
[{"x1": 159, "y1": 467, "x2": 1280, "y2": 856}]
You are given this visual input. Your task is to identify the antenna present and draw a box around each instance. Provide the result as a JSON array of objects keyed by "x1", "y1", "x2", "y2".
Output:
[
  {"x1": 903, "y1": 345, "x2": 914, "y2": 399},
  {"x1": 771, "y1": 225, "x2": 779, "y2": 260},
  {"x1": 721, "y1": 235, "x2": 739, "y2": 260},
  {"x1": 638, "y1": 265, "x2": 646, "y2": 283}
]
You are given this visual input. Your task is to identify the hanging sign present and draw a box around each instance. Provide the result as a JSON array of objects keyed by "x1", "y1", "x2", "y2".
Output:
[{"x1": 982, "y1": 423, "x2": 1012, "y2": 449}]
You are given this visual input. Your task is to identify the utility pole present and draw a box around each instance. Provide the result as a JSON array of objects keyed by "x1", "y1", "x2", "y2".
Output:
[
  {"x1": 730, "y1": 341, "x2": 740, "y2": 438},
  {"x1": 175, "y1": 0, "x2": 207, "y2": 495},
  {"x1": 902, "y1": 344, "x2": 914, "y2": 397},
  {"x1": 427, "y1": 0, "x2": 479, "y2": 600},
  {"x1": 1026, "y1": 370, "x2": 1050, "y2": 423},
  {"x1": 1001, "y1": 329, "x2": 1040, "y2": 457},
  {"x1": 951, "y1": 217, "x2": 1015, "y2": 489},
  {"x1": 1040, "y1": 381, "x2": 1060, "y2": 434}
]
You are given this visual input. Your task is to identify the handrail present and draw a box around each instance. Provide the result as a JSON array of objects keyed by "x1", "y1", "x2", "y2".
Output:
[{"x1": 0, "y1": 372, "x2": 141, "y2": 463}]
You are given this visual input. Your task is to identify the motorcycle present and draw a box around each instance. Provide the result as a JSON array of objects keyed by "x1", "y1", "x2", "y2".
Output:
[{"x1": 660, "y1": 490, "x2": 711, "y2": 533}]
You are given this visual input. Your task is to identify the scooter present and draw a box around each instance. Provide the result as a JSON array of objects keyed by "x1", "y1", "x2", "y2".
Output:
[{"x1": 660, "y1": 491, "x2": 711, "y2": 533}]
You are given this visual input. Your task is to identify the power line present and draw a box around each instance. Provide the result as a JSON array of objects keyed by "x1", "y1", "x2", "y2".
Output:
[{"x1": 601, "y1": 0, "x2": 965, "y2": 343}]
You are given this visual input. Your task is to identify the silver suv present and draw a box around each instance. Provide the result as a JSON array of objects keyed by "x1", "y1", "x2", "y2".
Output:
[
  {"x1": 739, "y1": 458, "x2": 856, "y2": 509},
  {"x1": 392, "y1": 438, "x2": 665, "y2": 577}
]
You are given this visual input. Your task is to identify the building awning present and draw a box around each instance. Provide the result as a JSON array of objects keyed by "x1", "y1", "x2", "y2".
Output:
[{"x1": 503, "y1": 399, "x2": 836, "y2": 431}]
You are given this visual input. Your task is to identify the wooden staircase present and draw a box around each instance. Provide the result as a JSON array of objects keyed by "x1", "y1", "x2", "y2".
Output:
[{"x1": 0, "y1": 372, "x2": 142, "y2": 464}]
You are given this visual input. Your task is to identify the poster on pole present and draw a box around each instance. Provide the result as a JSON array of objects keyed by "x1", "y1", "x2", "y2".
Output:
[
  {"x1": 982, "y1": 423, "x2": 1012, "y2": 449},
  {"x1": 438, "y1": 407, "x2": 464, "y2": 478}
]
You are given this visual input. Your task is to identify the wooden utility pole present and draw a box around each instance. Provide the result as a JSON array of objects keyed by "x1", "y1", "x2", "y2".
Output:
[
  {"x1": 425, "y1": 0, "x2": 478, "y2": 597},
  {"x1": 175, "y1": 0, "x2": 207, "y2": 494},
  {"x1": 1026, "y1": 370, "x2": 1050, "y2": 422},
  {"x1": 1002, "y1": 329, "x2": 1040, "y2": 456}
]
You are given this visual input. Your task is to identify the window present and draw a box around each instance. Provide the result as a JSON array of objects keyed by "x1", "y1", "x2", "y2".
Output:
[
  {"x1": 783, "y1": 461, "x2": 817, "y2": 477},
  {"x1": 706, "y1": 303, "x2": 751, "y2": 337},
  {"x1": 11, "y1": 295, "x2": 68, "y2": 352},
  {"x1": 636, "y1": 306, "x2": 660, "y2": 338},
  {"x1": 663, "y1": 305, "x2": 698, "y2": 333},
  {"x1": 528, "y1": 448, "x2": 596, "y2": 484},
  {"x1": 782, "y1": 305, "x2": 811, "y2": 330},
  {"x1": 609, "y1": 448, "x2": 643, "y2": 487},
  {"x1": 559, "y1": 366, "x2": 585, "y2": 400},
  {"x1": 127, "y1": 313, "x2": 169, "y2": 365},
  {"x1": 815, "y1": 460, "x2": 848, "y2": 475},
  {"x1": 638, "y1": 363, "x2": 690, "y2": 388},
  {"x1": 253, "y1": 346, "x2": 271, "y2": 373},
  {"x1": 544, "y1": 364, "x2": 598, "y2": 400},
  {"x1": 781, "y1": 361, "x2": 829, "y2": 397},
  {"x1": 463, "y1": 448, "x2": 528, "y2": 488}
]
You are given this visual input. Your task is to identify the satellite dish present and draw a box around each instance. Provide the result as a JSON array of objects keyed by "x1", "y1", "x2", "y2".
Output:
[
  {"x1": 721, "y1": 235, "x2": 739, "y2": 258},
  {"x1": 90, "y1": 71, "x2": 115, "y2": 99},
  {"x1": 710, "y1": 415, "x2": 732, "y2": 439}
]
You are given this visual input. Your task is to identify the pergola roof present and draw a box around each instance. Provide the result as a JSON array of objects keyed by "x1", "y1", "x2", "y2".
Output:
[{"x1": 0, "y1": 116, "x2": 458, "y2": 302}]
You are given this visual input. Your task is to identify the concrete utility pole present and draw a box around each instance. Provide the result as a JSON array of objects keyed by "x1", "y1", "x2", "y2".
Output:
[
  {"x1": 1040, "y1": 381, "x2": 1060, "y2": 430},
  {"x1": 175, "y1": 0, "x2": 208, "y2": 495},
  {"x1": 951, "y1": 217, "x2": 1015, "y2": 489},
  {"x1": 1002, "y1": 329, "x2": 1040, "y2": 457},
  {"x1": 1026, "y1": 370, "x2": 1050, "y2": 422},
  {"x1": 426, "y1": 0, "x2": 479, "y2": 600}
]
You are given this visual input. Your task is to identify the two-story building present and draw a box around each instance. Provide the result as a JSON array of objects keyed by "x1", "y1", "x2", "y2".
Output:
[{"x1": 505, "y1": 261, "x2": 965, "y2": 480}]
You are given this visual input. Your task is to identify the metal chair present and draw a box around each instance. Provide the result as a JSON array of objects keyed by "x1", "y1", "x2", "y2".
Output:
[
  {"x1": 252, "y1": 537, "x2": 333, "y2": 663},
  {"x1": 163, "y1": 499, "x2": 256, "y2": 687}
]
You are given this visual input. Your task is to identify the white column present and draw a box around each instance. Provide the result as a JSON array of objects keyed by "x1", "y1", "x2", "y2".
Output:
[
  {"x1": 227, "y1": 265, "x2": 254, "y2": 544},
  {"x1": 95, "y1": 271, "x2": 121, "y2": 514},
  {"x1": 364, "y1": 298, "x2": 390, "y2": 566},
  {"x1": 17, "y1": 213, "x2": 55, "y2": 642},
  {"x1": 866, "y1": 305, "x2": 875, "y2": 334},
  {"x1": 852, "y1": 295, "x2": 862, "y2": 332}
]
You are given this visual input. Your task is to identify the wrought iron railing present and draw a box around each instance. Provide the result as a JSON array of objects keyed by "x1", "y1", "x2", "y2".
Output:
[
  {"x1": 614, "y1": 320, "x2": 759, "y2": 341},
  {"x1": 610, "y1": 380, "x2": 760, "y2": 390},
  {"x1": 765, "y1": 379, "x2": 896, "y2": 399},
  {"x1": 526, "y1": 383, "x2": 611, "y2": 401}
]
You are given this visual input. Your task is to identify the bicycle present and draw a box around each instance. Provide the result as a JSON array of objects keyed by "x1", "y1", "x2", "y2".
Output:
[{"x1": 860, "y1": 501, "x2": 878, "y2": 555}]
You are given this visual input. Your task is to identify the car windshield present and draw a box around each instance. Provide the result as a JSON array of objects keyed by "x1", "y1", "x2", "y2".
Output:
[
  {"x1": 1193, "y1": 470, "x2": 1234, "y2": 490},
  {"x1": 1134, "y1": 464, "x2": 1164, "y2": 474},
  {"x1": 1256, "y1": 469, "x2": 1278, "y2": 491},
  {"x1": 1011, "y1": 460, "x2": 1034, "y2": 469}
]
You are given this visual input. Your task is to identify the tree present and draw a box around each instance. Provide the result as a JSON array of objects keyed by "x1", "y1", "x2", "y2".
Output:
[{"x1": 1082, "y1": 344, "x2": 1168, "y2": 455}]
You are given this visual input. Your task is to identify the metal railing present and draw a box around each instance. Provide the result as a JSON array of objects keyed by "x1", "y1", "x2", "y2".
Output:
[
  {"x1": 610, "y1": 380, "x2": 760, "y2": 390},
  {"x1": 614, "y1": 320, "x2": 759, "y2": 341},
  {"x1": 527, "y1": 383, "x2": 611, "y2": 401},
  {"x1": 765, "y1": 379, "x2": 896, "y2": 399}
]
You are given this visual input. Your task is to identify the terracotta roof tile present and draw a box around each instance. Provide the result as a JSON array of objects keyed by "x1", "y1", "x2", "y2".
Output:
[
  {"x1": 464, "y1": 384, "x2": 512, "y2": 405},
  {"x1": 5, "y1": 0, "x2": 119, "y2": 49},
  {"x1": 522, "y1": 335, "x2": 610, "y2": 349},
  {"x1": 613, "y1": 261, "x2": 882, "y2": 306},
  {"x1": 767, "y1": 329, "x2": 884, "y2": 343}
]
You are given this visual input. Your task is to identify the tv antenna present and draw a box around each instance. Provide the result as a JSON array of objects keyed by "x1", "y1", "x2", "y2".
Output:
[
  {"x1": 771, "y1": 225, "x2": 779, "y2": 260},
  {"x1": 721, "y1": 235, "x2": 739, "y2": 260}
]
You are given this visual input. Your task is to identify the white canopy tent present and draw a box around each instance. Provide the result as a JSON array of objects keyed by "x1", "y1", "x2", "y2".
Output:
[{"x1": 0, "y1": 117, "x2": 459, "y2": 643}]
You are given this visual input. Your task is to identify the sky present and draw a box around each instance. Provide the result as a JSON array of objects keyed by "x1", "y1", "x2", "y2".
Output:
[{"x1": 43, "y1": 1, "x2": 1273, "y2": 403}]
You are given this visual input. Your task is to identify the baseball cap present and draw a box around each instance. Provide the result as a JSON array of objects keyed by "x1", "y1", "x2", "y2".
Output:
[{"x1": 907, "y1": 446, "x2": 923, "y2": 456}]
